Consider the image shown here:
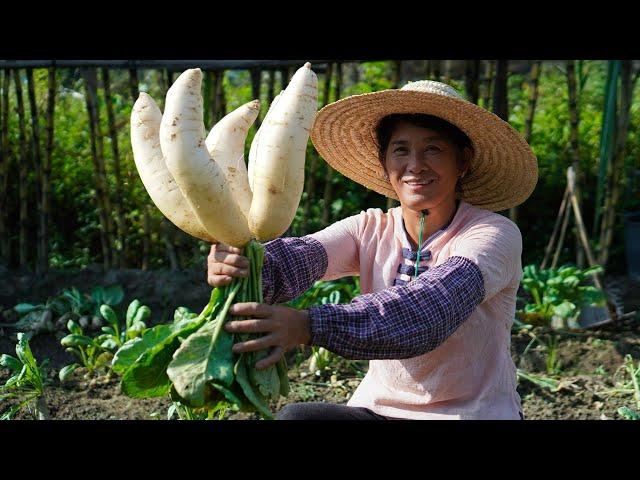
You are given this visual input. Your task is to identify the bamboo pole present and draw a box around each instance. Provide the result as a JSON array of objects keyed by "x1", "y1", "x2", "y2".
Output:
[
  {"x1": 26, "y1": 68, "x2": 43, "y2": 273},
  {"x1": 551, "y1": 198, "x2": 572, "y2": 269},
  {"x1": 386, "y1": 60, "x2": 403, "y2": 212},
  {"x1": 598, "y1": 60, "x2": 634, "y2": 269},
  {"x1": 464, "y1": 60, "x2": 480, "y2": 105},
  {"x1": 102, "y1": 67, "x2": 127, "y2": 268},
  {"x1": 0, "y1": 70, "x2": 9, "y2": 264},
  {"x1": 40, "y1": 67, "x2": 56, "y2": 273},
  {"x1": 82, "y1": 68, "x2": 112, "y2": 270},
  {"x1": 541, "y1": 185, "x2": 571, "y2": 269},
  {"x1": 13, "y1": 69, "x2": 28, "y2": 270},
  {"x1": 566, "y1": 167, "x2": 603, "y2": 290},
  {"x1": 302, "y1": 63, "x2": 333, "y2": 234},
  {"x1": 483, "y1": 60, "x2": 494, "y2": 110},
  {"x1": 321, "y1": 62, "x2": 342, "y2": 227},
  {"x1": 566, "y1": 59, "x2": 585, "y2": 269}
]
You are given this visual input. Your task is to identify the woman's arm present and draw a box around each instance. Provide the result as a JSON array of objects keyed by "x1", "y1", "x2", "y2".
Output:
[
  {"x1": 260, "y1": 212, "x2": 363, "y2": 304},
  {"x1": 260, "y1": 236, "x2": 328, "y2": 304},
  {"x1": 308, "y1": 218, "x2": 523, "y2": 360},
  {"x1": 307, "y1": 256, "x2": 485, "y2": 359}
]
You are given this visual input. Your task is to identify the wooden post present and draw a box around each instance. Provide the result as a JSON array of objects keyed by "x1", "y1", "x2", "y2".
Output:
[
  {"x1": 302, "y1": 63, "x2": 333, "y2": 234},
  {"x1": 102, "y1": 67, "x2": 127, "y2": 268},
  {"x1": 41, "y1": 66, "x2": 55, "y2": 273},
  {"x1": 386, "y1": 60, "x2": 403, "y2": 211},
  {"x1": 598, "y1": 60, "x2": 634, "y2": 269},
  {"x1": 267, "y1": 69, "x2": 275, "y2": 105},
  {"x1": 26, "y1": 68, "x2": 44, "y2": 273},
  {"x1": 566, "y1": 167, "x2": 603, "y2": 290},
  {"x1": 541, "y1": 185, "x2": 571, "y2": 270},
  {"x1": 0, "y1": 70, "x2": 10, "y2": 265},
  {"x1": 464, "y1": 60, "x2": 480, "y2": 105},
  {"x1": 321, "y1": 62, "x2": 342, "y2": 226},
  {"x1": 250, "y1": 67, "x2": 262, "y2": 130},
  {"x1": 482, "y1": 60, "x2": 494, "y2": 110},
  {"x1": 13, "y1": 69, "x2": 29, "y2": 270},
  {"x1": 566, "y1": 60, "x2": 585, "y2": 269},
  {"x1": 82, "y1": 68, "x2": 112, "y2": 270}
]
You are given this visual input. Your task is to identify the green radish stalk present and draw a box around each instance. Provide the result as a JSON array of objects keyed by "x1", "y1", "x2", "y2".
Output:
[
  {"x1": 248, "y1": 63, "x2": 318, "y2": 241},
  {"x1": 205, "y1": 100, "x2": 260, "y2": 219},
  {"x1": 130, "y1": 92, "x2": 214, "y2": 243},
  {"x1": 247, "y1": 91, "x2": 283, "y2": 193},
  {"x1": 160, "y1": 68, "x2": 252, "y2": 248}
]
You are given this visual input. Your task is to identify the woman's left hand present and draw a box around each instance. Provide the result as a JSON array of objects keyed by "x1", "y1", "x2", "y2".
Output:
[{"x1": 225, "y1": 302, "x2": 312, "y2": 370}]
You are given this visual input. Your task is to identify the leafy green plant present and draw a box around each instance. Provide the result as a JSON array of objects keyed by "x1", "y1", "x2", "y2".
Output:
[
  {"x1": 112, "y1": 243, "x2": 289, "y2": 420},
  {"x1": 98, "y1": 300, "x2": 151, "y2": 351},
  {"x1": 1, "y1": 333, "x2": 50, "y2": 420},
  {"x1": 58, "y1": 319, "x2": 114, "y2": 382},
  {"x1": 61, "y1": 284, "x2": 124, "y2": 317},
  {"x1": 618, "y1": 406, "x2": 640, "y2": 420},
  {"x1": 517, "y1": 264, "x2": 606, "y2": 330},
  {"x1": 287, "y1": 277, "x2": 360, "y2": 310}
]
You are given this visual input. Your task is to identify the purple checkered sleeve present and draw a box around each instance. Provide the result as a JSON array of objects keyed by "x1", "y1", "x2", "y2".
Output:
[
  {"x1": 308, "y1": 256, "x2": 485, "y2": 360},
  {"x1": 261, "y1": 236, "x2": 329, "y2": 304}
]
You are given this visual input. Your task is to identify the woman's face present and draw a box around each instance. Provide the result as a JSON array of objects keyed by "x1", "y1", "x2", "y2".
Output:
[{"x1": 383, "y1": 121, "x2": 469, "y2": 211}]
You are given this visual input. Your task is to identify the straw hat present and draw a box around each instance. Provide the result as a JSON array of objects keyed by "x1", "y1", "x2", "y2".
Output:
[{"x1": 309, "y1": 80, "x2": 538, "y2": 212}]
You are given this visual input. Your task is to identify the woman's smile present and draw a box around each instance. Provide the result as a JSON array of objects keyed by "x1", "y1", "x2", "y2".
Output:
[{"x1": 403, "y1": 178, "x2": 437, "y2": 190}]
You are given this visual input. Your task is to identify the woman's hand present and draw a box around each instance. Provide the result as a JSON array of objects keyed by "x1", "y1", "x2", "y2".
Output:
[
  {"x1": 225, "y1": 302, "x2": 312, "y2": 370},
  {"x1": 207, "y1": 242, "x2": 249, "y2": 287}
]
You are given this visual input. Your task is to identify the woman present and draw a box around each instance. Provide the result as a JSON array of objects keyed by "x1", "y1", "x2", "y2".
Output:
[{"x1": 207, "y1": 80, "x2": 538, "y2": 420}]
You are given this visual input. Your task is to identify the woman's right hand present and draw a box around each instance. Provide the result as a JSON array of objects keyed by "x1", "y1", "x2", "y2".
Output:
[{"x1": 207, "y1": 243, "x2": 250, "y2": 287}]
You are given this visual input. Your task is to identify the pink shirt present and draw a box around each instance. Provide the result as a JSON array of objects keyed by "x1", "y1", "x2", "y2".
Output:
[{"x1": 308, "y1": 200, "x2": 523, "y2": 420}]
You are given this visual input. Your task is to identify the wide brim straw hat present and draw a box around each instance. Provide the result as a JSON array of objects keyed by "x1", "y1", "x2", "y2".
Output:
[{"x1": 310, "y1": 80, "x2": 538, "y2": 212}]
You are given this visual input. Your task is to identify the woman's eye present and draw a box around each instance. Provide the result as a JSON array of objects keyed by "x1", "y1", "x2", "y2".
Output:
[
  {"x1": 425, "y1": 145, "x2": 440, "y2": 152},
  {"x1": 393, "y1": 147, "x2": 408, "y2": 153}
]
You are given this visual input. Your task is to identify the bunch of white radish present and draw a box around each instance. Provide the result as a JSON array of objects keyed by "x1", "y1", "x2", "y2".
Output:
[
  {"x1": 130, "y1": 62, "x2": 318, "y2": 247},
  {"x1": 120, "y1": 63, "x2": 318, "y2": 419}
]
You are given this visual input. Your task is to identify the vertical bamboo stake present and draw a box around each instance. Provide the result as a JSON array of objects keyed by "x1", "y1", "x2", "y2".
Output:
[
  {"x1": 82, "y1": 68, "x2": 111, "y2": 270},
  {"x1": 567, "y1": 167, "x2": 603, "y2": 290},
  {"x1": 267, "y1": 69, "x2": 275, "y2": 105},
  {"x1": 102, "y1": 68, "x2": 127, "y2": 268},
  {"x1": 387, "y1": 60, "x2": 402, "y2": 211},
  {"x1": 483, "y1": 60, "x2": 494, "y2": 110},
  {"x1": 551, "y1": 199, "x2": 572, "y2": 269},
  {"x1": 13, "y1": 69, "x2": 28, "y2": 270},
  {"x1": 541, "y1": 185, "x2": 570, "y2": 270},
  {"x1": 26, "y1": 68, "x2": 43, "y2": 273},
  {"x1": 464, "y1": 60, "x2": 480, "y2": 105},
  {"x1": 41, "y1": 66, "x2": 55, "y2": 273},
  {"x1": 0, "y1": 70, "x2": 9, "y2": 264},
  {"x1": 599, "y1": 60, "x2": 634, "y2": 269},
  {"x1": 566, "y1": 60, "x2": 585, "y2": 268},
  {"x1": 322, "y1": 62, "x2": 342, "y2": 227},
  {"x1": 302, "y1": 63, "x2": 333, "y2": 234},
  {"x1": 250, "y1": 68, "x2": 262, "y2": 130}
]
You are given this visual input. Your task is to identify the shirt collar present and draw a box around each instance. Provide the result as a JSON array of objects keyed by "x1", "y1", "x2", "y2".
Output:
[{"x1": 399, "y1": 199, "x2": 462, "y2": 252}]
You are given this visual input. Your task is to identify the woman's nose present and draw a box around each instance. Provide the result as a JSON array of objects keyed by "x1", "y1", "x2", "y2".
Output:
[{"x1": 407, "y1": 151, "x2": 426, "y2": 173}]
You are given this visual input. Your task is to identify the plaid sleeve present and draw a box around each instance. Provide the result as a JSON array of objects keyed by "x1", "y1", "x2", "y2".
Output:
[
  {"x1": 261, "y1": 236, "x2": 329, "y2": 305},
  {"x1": 307, "y1": 256, "x2": 485, "y2": 360}
]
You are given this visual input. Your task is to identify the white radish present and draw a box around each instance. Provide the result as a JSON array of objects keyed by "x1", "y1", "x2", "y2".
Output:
[
  {"x1": 247, "y1": 91, "x2": 283, "y2": 193},
  {"x1": 160, "y1": 68, "x2": 251, "y2": 248},
  {"x1": 130, "y1": 92, "x2": 214, "y2": 243},
  {"x1": 248, "y1": 63, "x2": 318, "y2": 241},
  {"x1": 205, "y1": 100, "x2": 259, "y2": 219}
]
